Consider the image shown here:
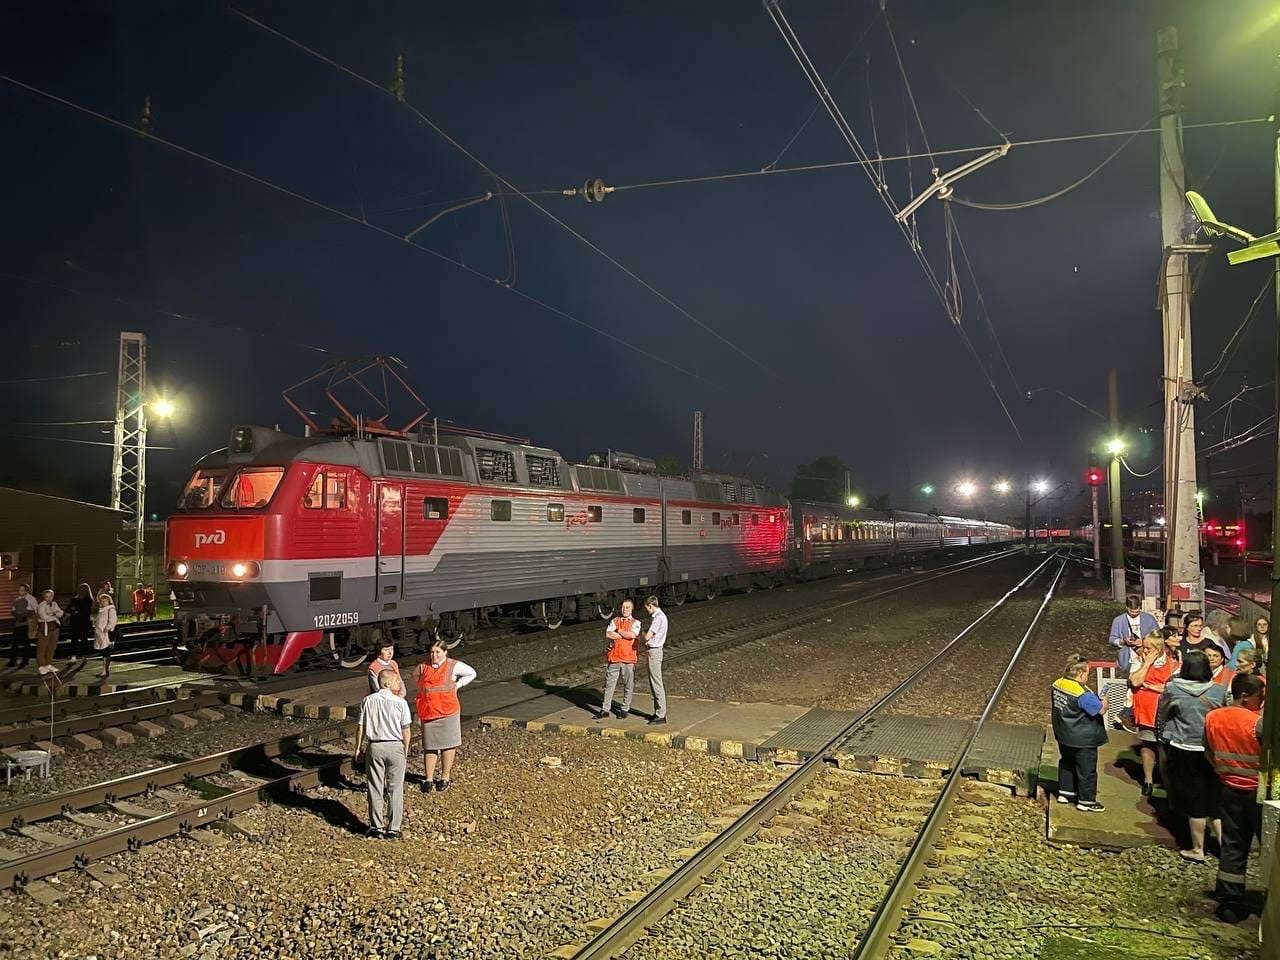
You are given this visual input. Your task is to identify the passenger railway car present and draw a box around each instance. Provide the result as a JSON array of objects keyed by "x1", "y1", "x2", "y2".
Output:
[
  {"x1": 168, "y1": 424, "x2": 1017, "y2": 674},
  {"x1": 790, "y1": 501, "x2": 1018, "y2": 576}
]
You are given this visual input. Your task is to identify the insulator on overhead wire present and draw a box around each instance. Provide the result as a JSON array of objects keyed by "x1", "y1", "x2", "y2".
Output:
[
  {"x1": 135, "y1": 96, "x2": 153, "y2": 135},
  {"x1": 582, "y1": 178, "x2": 607, "y2": 203},
  {"x1": 389, "y1": 54, "x2": 408, "y2": 103}
]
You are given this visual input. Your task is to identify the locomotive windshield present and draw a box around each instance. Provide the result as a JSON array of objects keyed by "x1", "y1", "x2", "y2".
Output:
[
  {"x1": 178, "y1": 467, "x2": 230, "y2": 510},
  {"x1": 220, "y1": 466, "x2": 287, "y2": 509}
]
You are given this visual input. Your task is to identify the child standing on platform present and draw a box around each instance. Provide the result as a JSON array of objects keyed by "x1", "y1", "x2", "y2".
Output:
[{"x1": 1051, "y1": 654, "x2": 1109, "y2": 812}]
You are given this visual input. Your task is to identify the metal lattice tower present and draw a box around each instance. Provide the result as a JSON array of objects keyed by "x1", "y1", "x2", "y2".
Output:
[
  {"x1": 111, "y1": 332, "x2": 148, "y2": 589},
  {"x1": 692, "y1": 410, "x2": 704, "y2": 473}
]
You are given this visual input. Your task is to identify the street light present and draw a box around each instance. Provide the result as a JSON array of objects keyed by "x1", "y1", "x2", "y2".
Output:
[
  {"x1": 1106, "y1": 437, "x2": 1125, "y2": 457},
  {"x1": 1032, "y1": 479, "x2": 1049, "y2": 494},
  {"x1": 920, "y1": 484, "x2": 934, "y2": 496},
  {"x1": 846, "y1": 495, "x2": 861, "y2": 508},
  {"x1": 956, "y1": 481, "x2": 977, "y2": 498},
  {"x1": 993, "y1": 481, "x2": 1011, "y2": 494},
  {"x1": 151, "y1": 397, "x2": 175, "y2": 419}
]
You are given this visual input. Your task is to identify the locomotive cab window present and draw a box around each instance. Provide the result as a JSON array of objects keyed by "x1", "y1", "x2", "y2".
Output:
[
  {"x1": 423, "y1": 497, "x2": 448, "y2": 520},
  {"x1": 179, "y1": 467, "x2": 229, "y2": 510},
  {"x1": 633, "y1": 508, "x2": 646, "y2": 524},
  {"x1": 547, "y1": 503, "x2": 564, "y2": 522},
  {"x1": 220, "y1": 467, "x2": 286, "y2": 509},
  {"x1": 491, "y1": 499, "x2": 512, "y2": 521},
  {"x1": 304, "y1": 472, "x2": 349, "y2": 510},
  {"x1": 587, "y1": 505, "x2": 602, "y2": 523}
]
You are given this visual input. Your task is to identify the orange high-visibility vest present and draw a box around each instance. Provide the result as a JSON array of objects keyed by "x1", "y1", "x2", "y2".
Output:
[
  {"x1": 606, "y1": 617, "x2": 639, "y2": 664},
  {"x1": 1204, "y1": 705, "x2": 1262, "y2": 790},
  {"x1": 369, "y1": 658, "x2": 404, "y2": 696},
  {"x1": 415, "y1": 659, "x2": 460, "y2": 721}
]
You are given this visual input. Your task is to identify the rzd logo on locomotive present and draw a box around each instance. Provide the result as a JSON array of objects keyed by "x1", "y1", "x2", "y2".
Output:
[{"x1": 195, "y1": 530, "x2": 227, "y2": 548}]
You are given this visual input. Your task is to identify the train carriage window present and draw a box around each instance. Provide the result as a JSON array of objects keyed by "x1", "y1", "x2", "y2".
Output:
[
  {"x1": 681, "y1": 509, "x2": 692, "y2": 525},
  {"x1": 587, "y1": 505, "x2": 602, "y2": 523},
  {"x1": 732, "y1": 513, "x2": 740, "y2": 526},
  {"x1": 326, "y1": 474, "x2": 348, "y2": 509},
  {"x1": 220, "y1": 467, "x2": 286, "y2": 509},
  {"x1": 633, "y1": 508, "x2": 646, "y2": 523},
  {"x1": 547, "y1": 503, "x2": 564, "y2": 522},
  {"x1": 490, "y1": 499, "x2": 512, "y2": 521},
  {"x1": 423, "y1": 497, "x2": 448, "y2": 520},
  {"x1": 711, "y1": 511, "x2": 721, "y2": 526},
  {"x1": 751, "y1": 514, "x2": 759, "y2": 525},
  {"x1": 304, "y1": 473, "x2": 323, "y2": 509}
]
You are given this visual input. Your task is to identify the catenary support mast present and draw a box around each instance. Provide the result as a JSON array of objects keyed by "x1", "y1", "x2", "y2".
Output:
[
  {"x1": 1156, "y1": 27, "x2": 1203, "y2": 609},
  {"x1": 110, "y1": 332, "x2": 148, "y2": 592}
]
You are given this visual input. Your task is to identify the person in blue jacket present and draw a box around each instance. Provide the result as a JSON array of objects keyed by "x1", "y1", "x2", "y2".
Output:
[
  {"x1": 1109, "y1": 595, "x2": 1159, "y2": 671},
  {"x1": 1052, "y1": 654, "x2": 1109, "y2": 812}
]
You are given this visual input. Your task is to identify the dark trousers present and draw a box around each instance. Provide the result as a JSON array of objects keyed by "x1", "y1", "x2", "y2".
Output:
[
  {"x1": 8, "y1": 626, "x2": 29, "y2": 665},
  {"x1": 1216, "y1": 784, "x2": 1262, "y2": 907},
  {"x1": 1057, "y1": 743, "x2": 1098, "y2": 803}
]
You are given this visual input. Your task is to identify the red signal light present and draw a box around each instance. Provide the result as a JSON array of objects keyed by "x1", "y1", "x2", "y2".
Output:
[
  {"x1": 1086, "y1": 468, "x2": 1102, "y2": 487},
  {"x1": 1236, "y1": 538, "x2": 1244, "y2": 547}
]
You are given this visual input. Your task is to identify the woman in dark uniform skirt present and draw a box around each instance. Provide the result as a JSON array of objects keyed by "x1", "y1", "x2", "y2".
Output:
[{"x1": 414, "y1": 639, "x2": 476, "y2": 793}]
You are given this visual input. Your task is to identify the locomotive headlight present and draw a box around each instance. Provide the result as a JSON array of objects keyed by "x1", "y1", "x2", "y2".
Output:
[
  {"x1": 167, "y1": 561, "x2": 189, "y2": 580},
  {"x1": 230, "y1": 561, "x2": 260, "y2": 579},
  {"x1": 176, "y1": 562, "x2": 188, "y2": 578},
  {"x1": 232, "y1": 562, "x2": 248, "y2": 578}
]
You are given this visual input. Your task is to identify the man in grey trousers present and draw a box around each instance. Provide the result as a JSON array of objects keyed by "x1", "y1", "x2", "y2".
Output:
[
  {"x1": 354, "y1": 668, "x2": 413, "y2": 839},
  {"x1": 643, "y1": 596, "x2": 668, "y2": 725}
]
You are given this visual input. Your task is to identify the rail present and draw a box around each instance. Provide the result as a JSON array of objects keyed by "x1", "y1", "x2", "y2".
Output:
[{"x1": 566, "y1": 551, "x2": 1063, "y2": 959}]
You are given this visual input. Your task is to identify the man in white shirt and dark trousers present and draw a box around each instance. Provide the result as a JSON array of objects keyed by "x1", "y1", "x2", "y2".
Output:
[
  {"x1": 354, "y1": 669, "x2": 413, "y2": 839},
  {"x1": 643, "y1": 596, "x2": 668, "y2": 725}
]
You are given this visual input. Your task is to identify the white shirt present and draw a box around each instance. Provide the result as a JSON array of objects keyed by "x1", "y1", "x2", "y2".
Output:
[
  {"x1": 447, "y1": 659, "x2": 478, "y2": 689},
  {"x1": 645, "y1": 609, "x2": 669, "y2": 649},
  {"x1": 359, "y1": 688, "x2": 413, "y2": 741},
  {"x1": 36, "y1": 600, "x2": 62, "y2": 624}
]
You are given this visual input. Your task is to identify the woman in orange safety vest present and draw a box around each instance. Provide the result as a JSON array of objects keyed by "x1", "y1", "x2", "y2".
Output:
[
  {"x1": 368, "y1": 641, "x2": 406, "y2": 697},
  {"x1": 414, "y1": 638, "x2": 476, "y2": 793}
]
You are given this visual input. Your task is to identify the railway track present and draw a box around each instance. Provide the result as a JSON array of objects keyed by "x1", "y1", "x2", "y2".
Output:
[
  {"x1": 0, "y1": 547, "x2": 1030, "y2": 893},
  {"x1": 555, "y1": 551, "x2": 1066, "y2": 960}
]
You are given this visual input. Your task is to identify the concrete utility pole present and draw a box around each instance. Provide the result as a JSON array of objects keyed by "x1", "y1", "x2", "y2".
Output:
[
  {"x1": 692, "y1": 410, "x2": 704, "y2": 473},
  {"x1": 1108, "y1": 368, "x2": 1126, "y2": 601},
  {"x1": 1157, "y1": 27, "x2": 1203, "y2": 609},
  {"x1": 1265, "y1": 94, "x2": 1280, "y2": 800},
  {"x1": 1091, "y1": 482, "x2": 1102, "y2": 582}
]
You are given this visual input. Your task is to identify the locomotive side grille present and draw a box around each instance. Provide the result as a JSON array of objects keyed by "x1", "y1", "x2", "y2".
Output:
[
  {"x1": 693, "y1": 480, "x2": 722, "y2": 502},
  {"x1": 739, "y1": 484, "x2": 758, "y2": 504},
  {"x1": 576, "y1": 465, "x2": 623, "y2": 492},
  {"x1": 380, "y1": 438, "x2": 466, "y2": 479},
  {"x1": 475, "y1": 447, "x2": 517, "y2": 483},
  {"x1": 526, "y1": 454, "x2": 561, "y2": 487}
]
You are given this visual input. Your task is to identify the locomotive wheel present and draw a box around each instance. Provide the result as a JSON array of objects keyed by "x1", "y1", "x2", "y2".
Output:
[
  {"x1": 701, "y1": 581, "x2": 718, "y2": 601},
  {"x1": 595, "y1": 602, "x2": 614, "y2": 620},
  {"x1": 536, "y1": 601, "x2": 564, "y2": 630},
  {"x1": 330, "y1": 630, "x2": 370, "y2": 669},
  {"x1": 667, "y1": 587, "x2": 686, "y2": 607},
  {"x1": 434, "y1": 618, "x2": 465, "y2": 650}
]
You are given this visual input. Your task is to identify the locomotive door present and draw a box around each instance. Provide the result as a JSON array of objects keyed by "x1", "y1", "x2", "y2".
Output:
[{"x1": 376, "y1": 483, "x2": 404, "y2": 604}]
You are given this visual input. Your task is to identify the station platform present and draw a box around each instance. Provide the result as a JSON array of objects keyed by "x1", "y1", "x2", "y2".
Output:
[
  {"x1": 1045, "y1": 738, "x2": 1176, "y2": 850},
  {"x1": 0, "y1": 661, "x2": 228, "y2": 698}
]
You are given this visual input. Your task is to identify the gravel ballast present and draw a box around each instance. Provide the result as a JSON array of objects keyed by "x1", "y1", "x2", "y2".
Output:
[{"x1": 0, "y1": 727, "x2": 775, "y2": 959}]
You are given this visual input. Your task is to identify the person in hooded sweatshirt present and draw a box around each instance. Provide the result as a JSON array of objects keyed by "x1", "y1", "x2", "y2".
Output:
[{"x1": 1156, "y1": 650, "x2": 1229, "y2": 863}]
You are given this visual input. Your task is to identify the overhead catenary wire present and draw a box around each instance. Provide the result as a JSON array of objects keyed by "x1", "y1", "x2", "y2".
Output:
[
  {"x1": 763, "y1": 0, "x2": 1023, "y2": 440},
  {"x1": 1120, "y1": 457, "x2": 1162, "y2": 478},
  {"x1": 0, "y1": 370, "x2": 107, "y2": 384},
  {"x1": 231, "y1": 8, "x2": 777, "y2": 379},
  {"x1": 2, "y1": 433, "x2": 176, "y2": 450},
  {"x1": 0, "y1": 72, "x2": 712, "y2": 387}
]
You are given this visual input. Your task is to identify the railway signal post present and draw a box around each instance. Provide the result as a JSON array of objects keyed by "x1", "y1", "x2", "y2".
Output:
[{"x1": 1087, "y1": 467, "x2": 1102, "y2": 580}]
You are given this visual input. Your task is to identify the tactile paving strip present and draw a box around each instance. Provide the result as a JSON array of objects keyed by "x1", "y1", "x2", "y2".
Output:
[{"x1": 756, "y1": 707, "x2": 861, "y2": 761}]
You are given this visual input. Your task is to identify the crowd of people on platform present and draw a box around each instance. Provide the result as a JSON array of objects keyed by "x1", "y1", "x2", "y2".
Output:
[
  {"x1": 1052, "y1": 594, "x2": 1268, "y2": 924},
  {"x1": 5, "y1": 579, "x2": 162, "y2": 682},
  {"x1": 356, "y1": 595, "x2": 672, "y2": 840}
]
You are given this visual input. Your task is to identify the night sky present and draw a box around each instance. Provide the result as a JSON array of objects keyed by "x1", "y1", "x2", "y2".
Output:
[{"x1": 3, "y1": 1, "x2": 1279, "y2": 522}]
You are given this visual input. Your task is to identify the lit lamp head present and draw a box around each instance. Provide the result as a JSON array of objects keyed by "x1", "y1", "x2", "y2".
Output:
[
  {"x1": 1105, "y1": 437, "x2": 1124, "y2": 457},
  {"x1": 846, "y1": 495, "x2": 861, "y2": 508},
  {"x1": 956, "y1": 481, "x2": 977, "y2": 498},
  {"x1": 151, "y1": 398, "x2": 176, "y2": 419},
  {"x1": 993, "y1": 481, "x2": 1011, "y2": 494},
  {"x1": 1032, "y1": 479, "x2": 1049, "y2": 494},
  {"x1": 920, "y1": 484, "x2": 934, "y2": 496}
]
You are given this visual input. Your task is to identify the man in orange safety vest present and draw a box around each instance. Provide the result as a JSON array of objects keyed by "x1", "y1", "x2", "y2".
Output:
[{"x1": 1203, "y1": 672, "x2": 1265, "y2": 923}]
